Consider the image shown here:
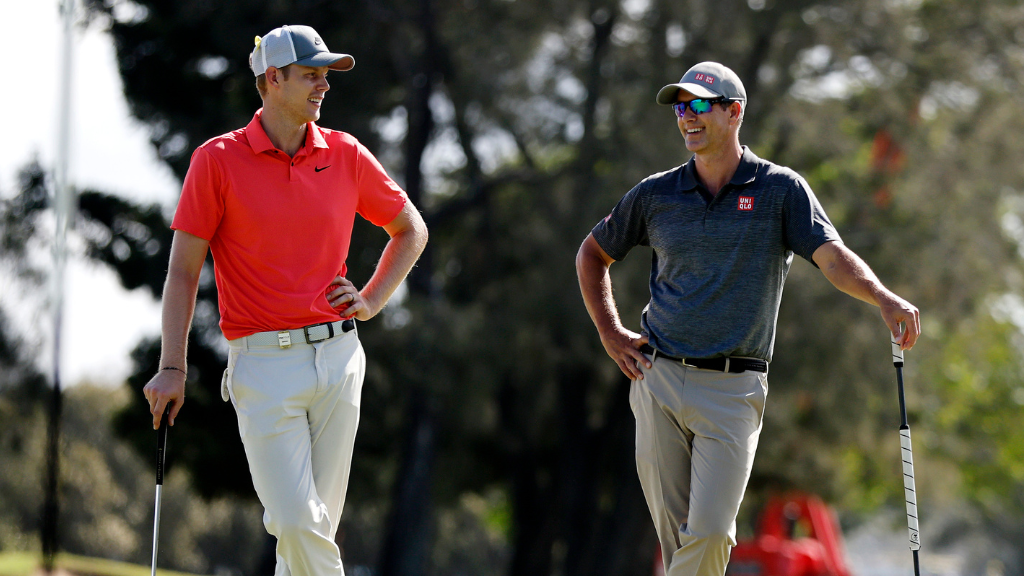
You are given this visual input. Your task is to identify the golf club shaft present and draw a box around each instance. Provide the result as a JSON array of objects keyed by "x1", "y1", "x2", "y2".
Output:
[
  {"x1": 151, "y1": 406, "x2": 170, "y2": 576},
  {"x1": 151, "y1": 485, "x2": 162, "y2": 576},
  {"x1": 891, "y1": 332, "x2": 921, "y2": 576}
]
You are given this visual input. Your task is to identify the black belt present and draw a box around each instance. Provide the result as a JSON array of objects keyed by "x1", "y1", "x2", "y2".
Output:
[{"x1": 639, "y1": 344, "x2": 767, "y2": 373}]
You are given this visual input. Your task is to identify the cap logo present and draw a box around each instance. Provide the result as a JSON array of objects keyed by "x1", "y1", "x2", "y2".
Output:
[
  {"x1": 694, "y1": 73, "x2": 716, "y2": 85},
  {"x1": 314, "y1": 36, "x2": 322, "y2": 45},
  {"x1": 738, "y1": 196, "x2": 754, "y2": 211}
]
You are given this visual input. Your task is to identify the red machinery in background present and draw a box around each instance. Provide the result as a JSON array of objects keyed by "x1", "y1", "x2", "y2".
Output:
[{"x1": 653, "y1": 493, "x2": 853, "y2": 576}]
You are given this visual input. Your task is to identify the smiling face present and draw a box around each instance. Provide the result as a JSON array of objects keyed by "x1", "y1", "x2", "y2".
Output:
[
  {"x1": 675, "y1": 90, "x2": 741, "y2": 155},
  {"x1": 267, "y1": 64, "x2": 331, "y2": 125}
]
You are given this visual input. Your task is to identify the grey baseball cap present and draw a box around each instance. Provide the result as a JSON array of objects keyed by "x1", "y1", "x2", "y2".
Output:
[
  {"x1": 250, "y1": 25, "x2": 354, "y2": 76},
  {"x1": 656, "y1": 62, "x2": 746, "y2": 105}
]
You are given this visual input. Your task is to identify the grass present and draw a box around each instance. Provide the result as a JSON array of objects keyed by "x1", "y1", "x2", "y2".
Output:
[{"x1": 0, "y1": 552, "x2": 203, "y2": 576}]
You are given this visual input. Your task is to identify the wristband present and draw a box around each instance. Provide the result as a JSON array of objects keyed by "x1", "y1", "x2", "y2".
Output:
[{"x1": 160, "y1": 366, "x2": 187, "y2": 377}]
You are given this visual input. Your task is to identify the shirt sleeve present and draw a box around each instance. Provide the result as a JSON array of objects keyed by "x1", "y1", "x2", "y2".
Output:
[
  {"x1": 354, "y1": 140, "x2": 409, "y2": 226},
  {"x1": 171, "y1": 146, "x2": 224, "y2": 241},
  {"x1": 781, "y1": 175, "x2": 842, "y2": 265},
  {"x1": 591, "y1": 182, "x2": 649, "y2": 261}
]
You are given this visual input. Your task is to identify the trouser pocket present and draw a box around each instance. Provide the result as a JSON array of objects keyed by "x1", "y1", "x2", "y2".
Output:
[{"x1": 221, "y1": 348, "x2": 239, "y2": 403}]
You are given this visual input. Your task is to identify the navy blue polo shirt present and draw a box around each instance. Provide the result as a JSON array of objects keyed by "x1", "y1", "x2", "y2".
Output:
[{"x1": 592, "y1": 146, "x2": 840, "y2": 362}]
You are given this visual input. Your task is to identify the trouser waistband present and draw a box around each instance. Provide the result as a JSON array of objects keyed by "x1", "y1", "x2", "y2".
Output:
[
  {"x1": 639, "y1": 343, "x2": 768, "y2": 373},
  {"x1": 245, "y1": 319, "x2": 355, "y2": 348}
]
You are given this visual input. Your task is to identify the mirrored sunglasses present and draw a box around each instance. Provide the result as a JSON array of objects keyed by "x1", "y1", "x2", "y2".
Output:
[{"x1": 672, "y1": 98, "x2": 729, "y2": 117}]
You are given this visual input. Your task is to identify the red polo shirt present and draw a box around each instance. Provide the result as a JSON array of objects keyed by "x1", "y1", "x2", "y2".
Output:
[{"x1": 172, "y1": 109, "x2": 408, "y2": 340}]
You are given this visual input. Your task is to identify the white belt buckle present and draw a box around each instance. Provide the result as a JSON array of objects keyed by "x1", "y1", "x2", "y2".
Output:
[
  {"x1": 277, "y1": 331, "x2": 292, "y2": 348},
  {"x1": 304, "y1": 322, "x2": 335, "y2": 344}
]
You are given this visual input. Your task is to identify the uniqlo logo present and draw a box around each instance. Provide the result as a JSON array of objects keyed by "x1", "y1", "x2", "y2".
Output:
[
  {"x1": 738, "y1": 196, "x2": 754, "y2": 211},
  {"x1": 694, "y1": 73, "x2": 715, "y2": 85}
]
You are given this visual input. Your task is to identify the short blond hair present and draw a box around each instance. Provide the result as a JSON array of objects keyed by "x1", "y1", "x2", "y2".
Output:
[{"x1": 253, "y1": 64, "x2": 291, "y2": 99}]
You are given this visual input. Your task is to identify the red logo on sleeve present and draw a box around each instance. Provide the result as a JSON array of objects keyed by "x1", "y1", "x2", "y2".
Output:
[{"x1": 738, "y1": 196, "x2": 754, "y2": 211}]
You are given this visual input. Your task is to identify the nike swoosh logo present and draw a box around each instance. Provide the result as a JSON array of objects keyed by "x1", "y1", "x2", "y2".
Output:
[{"x1": 315, "y1": 165, "x2": 331, "y2": 172}]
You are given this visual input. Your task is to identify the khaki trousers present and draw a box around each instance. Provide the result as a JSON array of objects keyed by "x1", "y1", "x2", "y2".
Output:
[
  {"x1": 630, "y1": 355, "x2": 767, "y2": 576},
  {"x1": 224, "y1": 329, "x2": 365, "y2": 576}
]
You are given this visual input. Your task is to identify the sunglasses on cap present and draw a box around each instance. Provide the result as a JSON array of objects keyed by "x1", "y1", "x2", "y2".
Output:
[{"x1": 672, "y1": 98, "x2": 732, "y2": 117}]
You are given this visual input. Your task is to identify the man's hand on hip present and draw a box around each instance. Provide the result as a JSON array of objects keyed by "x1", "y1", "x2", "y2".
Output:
[
  {"x1": 601, "y1": 328, "x2": 652, "y2": 380},
  {"x1": 143, "y1": 370, "x2": 186, "y2": 429},
  {"x1": 327, "y1": 276, "x2": 376, "y2": 321}
]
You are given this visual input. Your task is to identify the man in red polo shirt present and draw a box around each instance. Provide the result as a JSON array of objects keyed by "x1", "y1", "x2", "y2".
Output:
[{"x1": 143, "y1": 25, "x2": 428, "y2": 575}]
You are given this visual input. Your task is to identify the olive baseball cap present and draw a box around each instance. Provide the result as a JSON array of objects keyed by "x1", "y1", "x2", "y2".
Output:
[
  {"x1": 250, "y1": 25, "x2": 354, "y2": 76},
  {"x1": 656, "y1": 61, "x2": 746, "y2": 105}
]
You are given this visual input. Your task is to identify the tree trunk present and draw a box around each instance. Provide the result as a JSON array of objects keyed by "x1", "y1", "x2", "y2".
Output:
[
  {"x1": 379, "y1": 388, "x2": 437, "y2": 576},
  {"x1": 377, "y1": 0, "x2": 441, "y2": 573}
]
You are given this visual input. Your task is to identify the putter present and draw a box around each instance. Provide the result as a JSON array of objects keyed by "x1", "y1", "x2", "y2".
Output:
[
  {"x1": 891, "y1": 328, "x2": 921, "y2": 576},
  {"x1": 151, "y1": 405, "x2": 171, "y2": 576}
]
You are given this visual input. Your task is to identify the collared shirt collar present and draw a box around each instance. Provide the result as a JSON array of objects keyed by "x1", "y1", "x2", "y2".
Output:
[
  {"x1": 244, "y1": 109, "x2": 276, "y2": 154},
  {"x1": 244, "y1": 108, "x2": 330, "y2": 155},
  {"x1": 308, "y1": 121, "x2": 328, "y2": 150},
  {"x1": 680, "y1": 145, "x2": 761, "y2": 191},
  {"x1": 731, "y1": 146, "x2": 759, "y2": 186}
]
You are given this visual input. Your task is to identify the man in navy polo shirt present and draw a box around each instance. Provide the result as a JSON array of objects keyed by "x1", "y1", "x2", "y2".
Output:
[{"x1": 576, "y1": 62, "x2": 920, "y2": 576}]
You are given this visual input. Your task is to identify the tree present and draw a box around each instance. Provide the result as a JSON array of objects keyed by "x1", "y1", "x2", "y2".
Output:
[
  {"x1": 0, "y1": 161, "x2": 275, "y2": 574},
  {"x1": 72, "y1": 0, "x2": 1024, "y2": 573},
  {"x1": 0, "y1": 162, "x2": 57, "y2": 554}
]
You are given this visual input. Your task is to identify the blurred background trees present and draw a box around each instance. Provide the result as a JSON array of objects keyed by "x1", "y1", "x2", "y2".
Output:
[{"x1": 3, "y1": 0, "x2": 1024, "y2": 574}]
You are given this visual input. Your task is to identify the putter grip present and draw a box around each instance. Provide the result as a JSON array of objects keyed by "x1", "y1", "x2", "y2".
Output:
[
  {"x1": 901, "y1": 428, "x2": 921, "y2": 551},
  {"x1": 156, "y1": 406, "x2": 170, "y2": 485},
  {"x1": 891, "y1": 331, "x2": 904, "y2": 365}
]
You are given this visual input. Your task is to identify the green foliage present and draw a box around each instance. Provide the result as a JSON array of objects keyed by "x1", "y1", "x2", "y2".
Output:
[
  {"x1": 926, "y1": 315, "x2": 1024, "y2": 514},
  {"x1": 0, "y1": 551, "x2": 204, "y2": 576},
  {"x1": 9, "y1": 0, "x2": 1018, "y2": 572},
  {"x1": 0, "y1": 383, "x2": 267, "y2": 574},
  {"x1": 0, "y1": 386, "x2": 47, "y2": 552}
]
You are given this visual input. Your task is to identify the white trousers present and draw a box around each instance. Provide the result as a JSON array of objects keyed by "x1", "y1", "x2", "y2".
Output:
[
  {"x1": 631, "y1": 356, "x2": 768, "y2": 576},
  {"x1": 225, "y1": 329, "x2": 365, "y2": 576}
]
